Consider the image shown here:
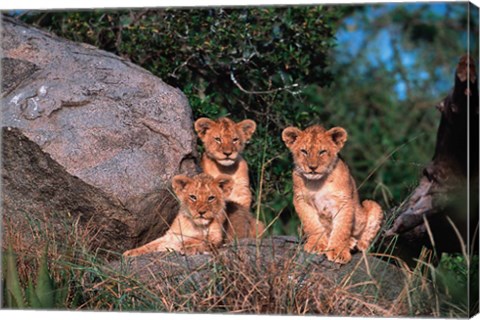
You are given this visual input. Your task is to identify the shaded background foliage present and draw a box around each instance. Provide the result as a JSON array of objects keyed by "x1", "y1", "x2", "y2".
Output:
[{"x1": 18, "y1": 3, "x2": 478, "y2": 236}]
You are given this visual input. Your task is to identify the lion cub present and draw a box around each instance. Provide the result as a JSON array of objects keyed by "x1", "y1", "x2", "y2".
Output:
[
  {"x1": 194, "y1": 117, "x2": 256, "y2": 208},
  {"x1": 123, "y1": 173, "x2": 263, "y2": 257},
  {"x1": 282, "y1": 125, "x2": 383, "y2": 264}
]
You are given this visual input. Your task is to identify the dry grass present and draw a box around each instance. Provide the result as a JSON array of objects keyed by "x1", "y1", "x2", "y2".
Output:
[
  {"x1": 73, "y1": 238, "x2": 440, "y2": 316},
  {"x1": 1, "y1": 205, "x2": 466, "y2": 316}
]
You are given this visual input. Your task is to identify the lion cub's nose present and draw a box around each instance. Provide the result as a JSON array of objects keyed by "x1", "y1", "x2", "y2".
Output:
[
  {"x1": 198, "y1": 209, "x2": 207, "y2": 216},
  {"x1": 223, "y1": 151, "x2": 232, "y2": 157},
  {"x1": 309, "y1": 165, "x2": 318, "y2": 171}
]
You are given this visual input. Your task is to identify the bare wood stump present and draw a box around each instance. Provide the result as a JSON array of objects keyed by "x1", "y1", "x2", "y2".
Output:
[{"x1": 385, "y1": 55, "x2": 479, "y2": 257}]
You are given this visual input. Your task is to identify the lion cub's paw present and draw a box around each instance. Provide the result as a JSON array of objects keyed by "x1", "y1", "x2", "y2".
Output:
[
  {"x1": 123, "y1": 250, "x2": 137, "y2": 257},
  {"x1": 303, "y1": 238, "x2": 328, "y2": 254},
  {"x1": 356, "y1": 239, "x2": 370, "y2": 252},
  {"x1": 325, "y1": 247, "x2": 352, "y2": 264},
  {"x1": 180, "y1": 247, "x2": 209, "y2": 256}
]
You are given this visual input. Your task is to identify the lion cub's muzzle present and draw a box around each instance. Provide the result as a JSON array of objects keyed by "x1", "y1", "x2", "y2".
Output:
[
  {"x1": 298, "y1": 164, "x2": 325, "y2": 180},
  {"x1": 302, "y1": 172, "x2": 325, "y2": 180},
  {"x1": 190, "y1": 207, "x2": 218, "y2": 226},
  {"x1": 216, "y1": 151, "x2": 239, "y2": 166}
]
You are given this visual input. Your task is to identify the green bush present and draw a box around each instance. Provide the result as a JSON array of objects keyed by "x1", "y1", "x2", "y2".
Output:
[{"x1": 435, "y1": 253, "x2": 479, "y2": 316}]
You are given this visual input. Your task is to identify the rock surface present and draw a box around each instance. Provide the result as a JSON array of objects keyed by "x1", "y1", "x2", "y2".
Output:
[
  {"x1": 2, "y1": 127, "x2": 137, "y2": 252},
  {"x1": 1, "y1": 16, "x2": 199, "y2": 251},
  {"x1": 105, "y1": 236, "x2": 435, "y2": 315}
]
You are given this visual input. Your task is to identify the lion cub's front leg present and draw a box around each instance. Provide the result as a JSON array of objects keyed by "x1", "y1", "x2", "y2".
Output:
[
  {"x1": 325, "y1": 202, "x2": 355, "y2": 264},
  {"x1": 293, "y1": 190, "x2": 329, "y2": 253},
  {"x1": 123, "y1": 232, "x2": 182, "y2": 257},
  {"x1": 296, "y1": 205, "x2": 328, "y2": 254},
  {"x1": 179, "y1": 239, "x2": 210, "y2": 255},
  {"x1": 123, "y1": 215, "x2": 192, "y2": 257}
]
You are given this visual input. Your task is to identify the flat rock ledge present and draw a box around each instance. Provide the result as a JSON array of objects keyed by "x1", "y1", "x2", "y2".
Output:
[{"x1": 98, "y1": 236, "x2": 436, "y2": 315}]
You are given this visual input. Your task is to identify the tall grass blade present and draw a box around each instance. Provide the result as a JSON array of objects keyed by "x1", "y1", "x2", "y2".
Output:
[
  {"x1": 26, "y1": 278, "x2": 42, "y2": 308},
  {"x1": 35, "y1": 246, "x2": 55, "y2": 309},
  {"x1": 5, "y1": 244, "x2": 25, "y2": 308},
  {"x1": 54, "y1": 285, "x2": 69, "y2": 308}
]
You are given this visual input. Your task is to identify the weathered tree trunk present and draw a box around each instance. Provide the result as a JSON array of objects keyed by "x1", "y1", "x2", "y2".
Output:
[{"x1": 385, "y1": 55, "x2": 479, "y2": 256}]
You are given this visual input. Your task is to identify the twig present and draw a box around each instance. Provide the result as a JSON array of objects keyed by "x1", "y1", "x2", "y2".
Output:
[{"x1": 230, "y1": 70, "x2": 299, "y2": 95}]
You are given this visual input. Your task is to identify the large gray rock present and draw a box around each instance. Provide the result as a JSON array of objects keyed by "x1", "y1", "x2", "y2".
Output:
[{"x1": 1, "y1": 16, "x2": 198, "y2": 252}]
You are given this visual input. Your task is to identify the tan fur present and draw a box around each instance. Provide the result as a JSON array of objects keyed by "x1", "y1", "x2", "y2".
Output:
[
  {"x1": 282, "y1": 125, "x2": 383, "y2": 264},
  {"x1": 223, "y1": 202, "x2": 265, "y2": 242},
  {"x1": 123, "y1": 173, "x2": 263, "y2": 257},
  {"x1": 194, "y1": 117, "x2": 256, "y2": 208}
]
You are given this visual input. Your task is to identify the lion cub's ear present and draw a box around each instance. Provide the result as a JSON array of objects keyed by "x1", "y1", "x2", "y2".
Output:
[
  {"x1": 282, "y1": 127, "x2": 302, "y2": 148},
  {"x1": 237, "y1": 119, "x2": 256, "y2": 142},
  {"x1": 327, "y1": 127, "x2": 348, "y2": 149},
  {"x1": 172, "y1": 175, "x2": 193, "y2": 196},
  {"x1": 194, "y1": 118, "x2": 216, "y2": 138},
  {"x1": 214, "y1": 174, "x2": 234, "y2": 198}
]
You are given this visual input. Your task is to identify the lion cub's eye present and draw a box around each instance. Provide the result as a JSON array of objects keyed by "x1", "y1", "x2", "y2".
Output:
[
  {"x1": 208, "y1": 195, "x2": 216, "y2": 202},
  {"x1": 233, "y1": 137, "x2": 239, "y2": 144},
  {"x1": 189, "y1": 195, "x2": 197, "y2": 202},
  {"x1": 214, "y1": 137, "x2": 221, "y2": 143},
  {"x1": 318, "y1": 150, "x2": 327, "y2": 155},
  {"x1": 300, "y1": 149, "x2": 308, "y2": 155}
]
